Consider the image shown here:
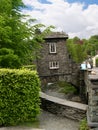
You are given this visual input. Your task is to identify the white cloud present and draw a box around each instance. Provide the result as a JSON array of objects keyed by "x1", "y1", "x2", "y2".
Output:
[{"x1": 22, "y1": 0, "x2": 98, "y2": 39}]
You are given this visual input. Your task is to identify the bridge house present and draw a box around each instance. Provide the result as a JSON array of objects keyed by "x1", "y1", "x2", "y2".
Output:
[{"x1": 36, "y1": 32, "x2": 80, "y2": 87}]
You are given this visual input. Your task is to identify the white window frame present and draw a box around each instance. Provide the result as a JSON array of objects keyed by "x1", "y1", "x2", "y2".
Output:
[
  {"x1": 49, "y1": 43, "x2": 56, "y2": 53},
  {"x1": 49, "y1": 61, "x2": 59, "y2": 69}
]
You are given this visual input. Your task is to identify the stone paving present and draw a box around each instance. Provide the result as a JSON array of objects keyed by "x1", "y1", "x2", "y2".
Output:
[
  {"x1": 39, "y1": 110, "x2": 79, "y2": 130},
  {"x1": 0, "y1": 110, "x2": 79, "y2": 130}
]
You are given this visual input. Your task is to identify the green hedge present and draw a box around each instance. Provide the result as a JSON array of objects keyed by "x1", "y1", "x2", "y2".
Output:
[
  {"x1": 0, "y1": 69, "x2": 41, "y2": 126},
  {"x1": 22, "y1": 65, "x2": 36, "y2": 70}
]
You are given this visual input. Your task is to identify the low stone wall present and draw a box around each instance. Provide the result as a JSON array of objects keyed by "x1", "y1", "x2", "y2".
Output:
[{"x1": 40, "y1": 92, "x2": 87, "y2": 121}]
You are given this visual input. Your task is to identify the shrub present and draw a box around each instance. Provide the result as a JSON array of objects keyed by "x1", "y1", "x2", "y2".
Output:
[
  {"x1": 0, "y1": 54, "x2": 21, "y2": 69},
  {"x1": 0, "y1": 69, "x2": 41, "y2": 126},
  {"x1": 0, "y1": 48, "x2": 21, "y2": 69}
]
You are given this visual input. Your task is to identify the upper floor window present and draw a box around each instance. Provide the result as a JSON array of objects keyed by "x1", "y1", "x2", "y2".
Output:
[
  {"x1": 49, "y1": 61, "x2": 59, "y2": 69},
  {"x1": 49, "y1": 43, "x2": 56, "y2": 53}
]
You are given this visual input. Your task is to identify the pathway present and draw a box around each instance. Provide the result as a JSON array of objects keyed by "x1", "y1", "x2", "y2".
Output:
[{"x1": 0, "y1": 110, "x2": 79, "y2": 130}]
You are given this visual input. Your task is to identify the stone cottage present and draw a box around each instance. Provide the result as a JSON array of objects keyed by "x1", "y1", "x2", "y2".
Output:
[{"x1": 36, "y1": 32, "x2": 80, "y2": 87}]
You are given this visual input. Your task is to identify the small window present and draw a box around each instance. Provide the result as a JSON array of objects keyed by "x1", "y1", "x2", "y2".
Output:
[
  {"x1": 49, "y1": 43, "x2": 56, "y2": 53},
  {"x1": 49, "y1": 61, "x2": 59, "y2": 69}
]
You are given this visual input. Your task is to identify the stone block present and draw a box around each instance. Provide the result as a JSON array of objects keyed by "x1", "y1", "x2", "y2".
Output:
[
  {"x1": 87, "y1": 109, "x2": 98, "y2": 127},
  {"x1": 89, "y1": 106, "x2": 98, "y2": 112},
  {"x1": 90, "y1": 115, "x2": 98, "y2": 122},
  {"x1": 92, "y1": 96, "x2": 98, "y2": 101},
  {"x1": 89, "y1": 100, "x2": 98, "y2": 106}
]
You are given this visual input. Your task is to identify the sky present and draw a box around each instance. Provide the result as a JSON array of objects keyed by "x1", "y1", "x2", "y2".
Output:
[{"x1": 22, "y1": 0, "x2": 98, "y2": 39}]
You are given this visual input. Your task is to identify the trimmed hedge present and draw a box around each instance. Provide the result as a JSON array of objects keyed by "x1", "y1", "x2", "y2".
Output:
[
  {"x1": 0, "y1": 69, "x2": 41, "y2": 126},
  {"x1": 22, "y1": 65, "x2": 36, "y2": 70}
]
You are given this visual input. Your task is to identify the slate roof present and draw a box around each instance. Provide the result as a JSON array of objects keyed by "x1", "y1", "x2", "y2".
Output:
[{"x1": 45, "y1": 32, "x2": 68, "y2": 39}]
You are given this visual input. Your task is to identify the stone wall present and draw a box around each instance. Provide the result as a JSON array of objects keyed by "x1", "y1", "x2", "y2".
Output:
[
  {"x1": 37, "y1": 38, "x2": 71, "y2": 76},
  {"x1": 83, "y1": 69, "x2": 98, "y2": 127},
  {"x1": 87, "y1": 77, "x2": 98, "y2": 127},
  {"x1": 40, "y1": 92, "x2": 87, "y2": 121}
]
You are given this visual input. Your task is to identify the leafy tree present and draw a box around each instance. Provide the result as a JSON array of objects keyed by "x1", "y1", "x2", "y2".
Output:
[
  {"x1": 66, "y1": 35, "x2": 98, "y2": 64},
  {"x1": 0, "y1": 0, "x2": 53, "y2": 68},
  {"x1": 66, "y1": 37, "x2": 87, "y2": 63},
  {"x1": 86, "y1": 35, "x2": 98, "y2": 56}
]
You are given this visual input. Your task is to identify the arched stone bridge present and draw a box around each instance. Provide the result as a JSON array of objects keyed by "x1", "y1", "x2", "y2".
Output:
[{"x1": 40, "y1": 68, "x2": 98, "y2": 128}]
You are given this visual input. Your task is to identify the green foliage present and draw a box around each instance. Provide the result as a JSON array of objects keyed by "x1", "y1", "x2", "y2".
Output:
[
  {"x1": 87, "y1": 35, "x2": 98, "y2": 56},
  {"x1": 0, "y1": 54, "x2": 21, "y2": 69},
  {"x1": 0, "y1": 48, "x2": 21, "y2": 69},
  {"x1": 58, "y1": 81, "x2": 77, "y2": 94},
  {"x1": 0, "y1": 48, "x2": 14, "y2": 55},
  {"x1": 66, "y1": 35, "x2": 98, "y2": 63},
  {"x1": 22, "y1": 65, "x2": 36, "y2": 70},
  {"x1": 79, "y1": 118, "x2": 89, "y2": 130},
  {"x1": 66, "y1": 37, "x2": 87, "y2": 63},
  {"x1": 0, "y1": 69, "x2": 41, "y2": 126},
  {"x1": 0, "y1": 0, "x2": 54, "y2": 66}
]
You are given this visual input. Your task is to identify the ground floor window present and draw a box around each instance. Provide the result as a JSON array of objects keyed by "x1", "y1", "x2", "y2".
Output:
[{"x1": 49, "y1": 61, "x2": 59, "y2": 69}]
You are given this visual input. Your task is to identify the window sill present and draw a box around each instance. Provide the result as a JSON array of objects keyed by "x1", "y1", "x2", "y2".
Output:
[{"x1": 49, "y1": 67, "x2": 59, "y2": 69}]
